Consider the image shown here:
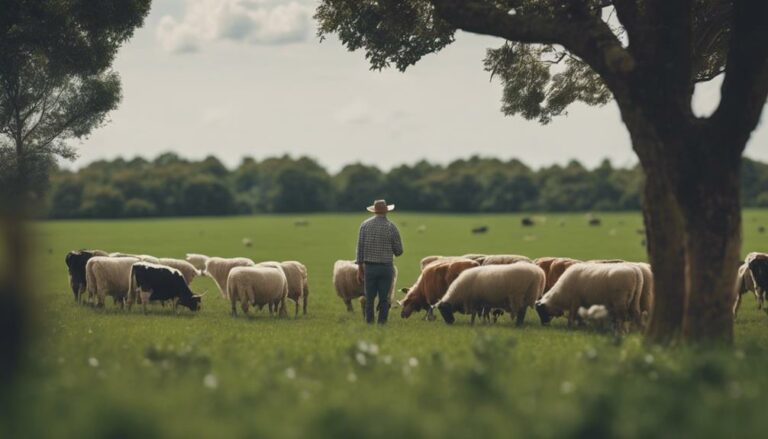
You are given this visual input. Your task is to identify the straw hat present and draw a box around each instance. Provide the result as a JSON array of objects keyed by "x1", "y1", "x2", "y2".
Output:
[{"x1": 367, "y1": 199, "x2": 395, "y2": 214}]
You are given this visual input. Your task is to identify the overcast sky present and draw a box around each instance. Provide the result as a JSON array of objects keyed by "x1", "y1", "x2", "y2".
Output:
[{"x1": 69, "y1": 0, "x2": 767, "y2": 172}]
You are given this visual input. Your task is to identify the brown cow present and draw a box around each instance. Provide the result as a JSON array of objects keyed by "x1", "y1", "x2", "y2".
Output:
[
  {"x1": 399, "y1": 258, "x2": 479, "y2": 320},
  {"x1": 536, "y1": 257, "x2": 582, "y2": 291}
]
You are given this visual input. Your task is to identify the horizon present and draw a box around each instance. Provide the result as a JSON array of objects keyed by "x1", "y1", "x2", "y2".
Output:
[{"x1": 68, "y1": 0, "x2": 768, "y2": 174}]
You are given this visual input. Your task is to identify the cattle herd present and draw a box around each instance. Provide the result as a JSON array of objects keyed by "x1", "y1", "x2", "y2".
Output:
[{"x1": 65, "y1": 249, "x2": 768, "y2": 332}]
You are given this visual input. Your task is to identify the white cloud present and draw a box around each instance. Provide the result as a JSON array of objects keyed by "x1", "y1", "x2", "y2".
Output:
[{"x1": 156, "y1": 0, "x2": 314, "y2": 53}]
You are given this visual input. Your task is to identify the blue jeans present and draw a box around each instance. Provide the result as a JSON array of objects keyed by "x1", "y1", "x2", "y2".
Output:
[{"x1": 364, "y1": 263, "x2": 394, "y2": 324}]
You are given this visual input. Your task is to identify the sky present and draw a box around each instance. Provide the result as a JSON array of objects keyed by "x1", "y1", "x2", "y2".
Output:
[{"x1": 69, "y1": 0, "x2": 768, "y2": 172}]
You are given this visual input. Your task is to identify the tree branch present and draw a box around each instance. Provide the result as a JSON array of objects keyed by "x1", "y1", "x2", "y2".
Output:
[
  {"x1": 707, "y1": 0, "x2": 768, "y2": 153},
  {"x1": 431, "y1": 0, "x2": 635, "y2": 93}
]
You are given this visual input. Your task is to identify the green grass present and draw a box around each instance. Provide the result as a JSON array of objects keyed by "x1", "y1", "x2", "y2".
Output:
[{"x1": 6, "y1": 211, "x2": 768, "y2": 438}]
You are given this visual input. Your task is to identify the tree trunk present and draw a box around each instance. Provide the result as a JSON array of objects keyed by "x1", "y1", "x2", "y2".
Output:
[
  {"x1": 678, "y1": 157, "x2": 741, "y2": 344},
  {"x1": 643, "y1": 168, "x2": 687, "y2": 344}
]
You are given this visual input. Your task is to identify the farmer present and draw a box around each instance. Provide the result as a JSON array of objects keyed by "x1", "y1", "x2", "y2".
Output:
[{"x1": 356, "y1": 199, "x2": 404, "y2": 324}]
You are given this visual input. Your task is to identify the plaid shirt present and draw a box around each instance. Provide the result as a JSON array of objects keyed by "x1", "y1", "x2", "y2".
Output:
[{"x1": 356, "y1": 215, "x2": 403, "y2": 265}]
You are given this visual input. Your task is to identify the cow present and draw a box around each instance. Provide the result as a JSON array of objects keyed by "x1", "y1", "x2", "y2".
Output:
[
  {"x1": 399, "y1": 258, "x2": 479, "y2": 320},
  {"x1": 747, "y1": 254, "x2": 768, "y2": 311},
  {"x1": 128, "y1": 262, "x2": 203, "y2": 314},
  {"x1": 65, "y1": 249, "x2": 108, "y2": 302}
]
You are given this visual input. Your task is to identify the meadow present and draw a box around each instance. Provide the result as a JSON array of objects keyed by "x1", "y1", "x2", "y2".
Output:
[{"x1": 6, "y1": 211, "x2": 768, "y2": 438}]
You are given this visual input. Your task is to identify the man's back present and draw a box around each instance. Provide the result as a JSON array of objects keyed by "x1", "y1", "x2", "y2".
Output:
[{"x1": 356, "y1": 215, "x2": 403, "y2": 265}]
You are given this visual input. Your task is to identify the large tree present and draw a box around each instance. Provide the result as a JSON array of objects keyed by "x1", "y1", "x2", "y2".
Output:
[
  {"x1": 0, "y1": 0, "x2": 150, "y2": 387},
  {"x1": 0, "y1": 0, "x2": 151, "y2": 204},
  {"x1": 317, "y1": 0, "x2": 768, "y2": 343}
]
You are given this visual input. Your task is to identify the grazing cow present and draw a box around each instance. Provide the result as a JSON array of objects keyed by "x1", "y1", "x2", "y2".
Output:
[
  {"x1": 588, "y1": 218, "x2": 602, "y2": 226},
  {"x1": 748, "y1": 255, "x2": 768, "y2": 311},
  {"x1": 540, "y1": 257, "x2": 582, "y2": 291},
  {"x1": 471, "y1": 226, "x2": 489, "y2": 234},
  {"x1": 399, "y1": 258, "x2": 479, "y2": 320},
  {"x1": 521, "y1": 217, "x2": 534, "y2": 227},
  {"x1": 128, "y1": 262, "x2": 202, "y2": 314},
  {"x1": 86, "y1": 256, "x2": 139, "y2": 307},
  {"x1": 65, "y1": 249, "x2": 108, "y2": 302}
]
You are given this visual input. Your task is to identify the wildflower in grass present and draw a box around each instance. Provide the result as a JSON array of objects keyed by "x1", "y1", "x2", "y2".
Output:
[
  {"x1": 408, "y1": 357, "x2": 419, "y2": 368},
  {"x1": 644, "y1": 354, "x2": 655, "y2": 365},
  {"x1": 285, "y1": 368, "x2": 297, "y2": 379},
  {"x1": 560, "y1": 381, "x2": 574, "y2": 394},
  {"x1": 203, "y1": 373, "x2": 219, "y2": 390},
  {"x1": 347, "y1": 372, "x2": 357, "y2": 383},
  {"x1": 88, "y1": 357, "x2": 99, "y2": 368},
  {"x1": 584, "y1": 346, "x2": 598, "y2": 361},
  {"x1": 355, "y1": 352, "x2": 367, "y2": 366},
  {"x1": 382, "y1": 355, "x2": 392, "y2": 365}
]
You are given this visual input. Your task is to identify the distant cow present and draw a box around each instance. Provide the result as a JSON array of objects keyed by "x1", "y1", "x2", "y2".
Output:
[
  {"x1": 472, "y1": 226, "x2": 489, "y2": 234},
  {"x1": 588, "y1": 218, "x2": 602, "y2": 226},
  {"x1": 128, "y1": 262, "x2": 202, "y2": 314},
  {"x1": 65, "y1": 249, "x2": 108, "y2": 302},
  {"x1": 748, "y1": 254, "x2": 768, "y2": 311},
  {"x1": 521, "y1": 217, "x2": 534, "y2": 227}
]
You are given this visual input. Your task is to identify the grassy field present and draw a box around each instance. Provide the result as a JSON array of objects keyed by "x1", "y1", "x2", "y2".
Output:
[{"x1": 6, "y1": 211, "x2": 768, "y2": 438}]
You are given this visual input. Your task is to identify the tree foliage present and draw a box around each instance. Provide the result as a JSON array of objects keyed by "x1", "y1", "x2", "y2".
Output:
[{"x1": 0, "y1": 0, "x2": 151, "y2": 206}]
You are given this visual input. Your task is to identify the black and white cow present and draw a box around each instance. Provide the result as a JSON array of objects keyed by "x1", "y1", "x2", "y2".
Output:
[
  {"x1": 748, "y1": 254, "x2": 768, "y2": 311},
  {"x1": 65, "y1": 249, "x2": 108, "y2": 302},
  {"x1": 128, "y1": 262, "x2": 202, "y2": 314}
]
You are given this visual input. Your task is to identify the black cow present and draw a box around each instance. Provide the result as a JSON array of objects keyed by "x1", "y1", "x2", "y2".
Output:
[
  {"x1": 65, "y1": 249, "x2": 108, "y2": 302},
  {"x1": 472, "y1": 226, "x2": 489, "y2": 234},
  {"x1": 748, "y1": 255, "x2": 768, "y2": 310},
  {"x1": 129, "y1": 263, "x2": 202, "y2": 314}
]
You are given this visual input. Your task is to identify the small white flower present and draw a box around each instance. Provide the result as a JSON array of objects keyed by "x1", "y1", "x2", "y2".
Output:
[
  {"x1": 369, "y1": 344, "x2": 379, "y2": 355},
  {"x1": 88, "y1": 357, "x2": 99, "y2": 368},
  {"x1": 644, "y1": 354, "x2": 655, "y2": 365},
  {"x1": 203, "y1": 373, "x2": 219, "y2": 390},
  {"x1": 357, "y1": 340, "x2": 369, "y2": 353},
  {"x1": 355, "y1": 352, "x2": 367, "y2": 366},
  {"x1": 584, "y1": 347, "x2": 597, "y2": 360},
  {"x1": 560, "y1": 381, "x2": 574, "y2": 394},
  {"x1": 382, "y1": 355, "x2": 392, "y2": 365},
  {"x1": 347, "y1": 372, "x2": 357, "y2": 383},
  {"x1": 285, "y1": 368, "x2": 296, "y2": 379},
  {"x1": 408, "y1": 357, "x2": 419, "y2": 368}
]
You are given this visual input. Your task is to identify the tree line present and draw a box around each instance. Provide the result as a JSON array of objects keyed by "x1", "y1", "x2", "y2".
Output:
[{"x1": 42, "y1": 153, "x2": 768, "y2": 219}]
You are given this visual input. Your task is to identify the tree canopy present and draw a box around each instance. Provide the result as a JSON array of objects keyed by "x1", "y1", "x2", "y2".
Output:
[{"x1": 0, "y1": 0, "x2": 151, "y2": 206}]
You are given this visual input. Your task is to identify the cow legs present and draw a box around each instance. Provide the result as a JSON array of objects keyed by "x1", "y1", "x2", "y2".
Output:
[
  {"x1": 344, "y1": 299, "x2": 353, "y2": 312},
  {"x1": 140, "y1": 291, "x2": 151, "y2": 314},
  {"x1": 302, "y1": 289, "x2": 308, "y2": 315},
  {"x1": 294, "y1": 299, "x2": 299, "y2": 318},
  {"x1": 241, "y1": 301, "x2": 250, "y2": 316}
]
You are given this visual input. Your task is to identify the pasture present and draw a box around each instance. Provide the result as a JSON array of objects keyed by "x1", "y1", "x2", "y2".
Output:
[{"x1": 7, "y1": 211, "x2": 768, "y2": 438}]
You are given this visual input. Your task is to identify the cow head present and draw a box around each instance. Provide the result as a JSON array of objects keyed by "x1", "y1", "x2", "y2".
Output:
[
  {"x1": 436, "y1": 302, "x2": 455, "y2": 325},
  {"x1": 179, "y1": 294, "x2": 202, "y2": 311}
]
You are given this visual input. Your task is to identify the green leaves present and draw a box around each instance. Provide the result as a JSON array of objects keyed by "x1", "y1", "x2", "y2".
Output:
[
  {"x1": 0, "y1": 0, "x2": 149, "y2": 205},
  {"x1": 484, "y1": 43, "x2": 610, "y2": 124},
  {"x1": 316, "y1": 0, "x2": 456, "y2": 71}
]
